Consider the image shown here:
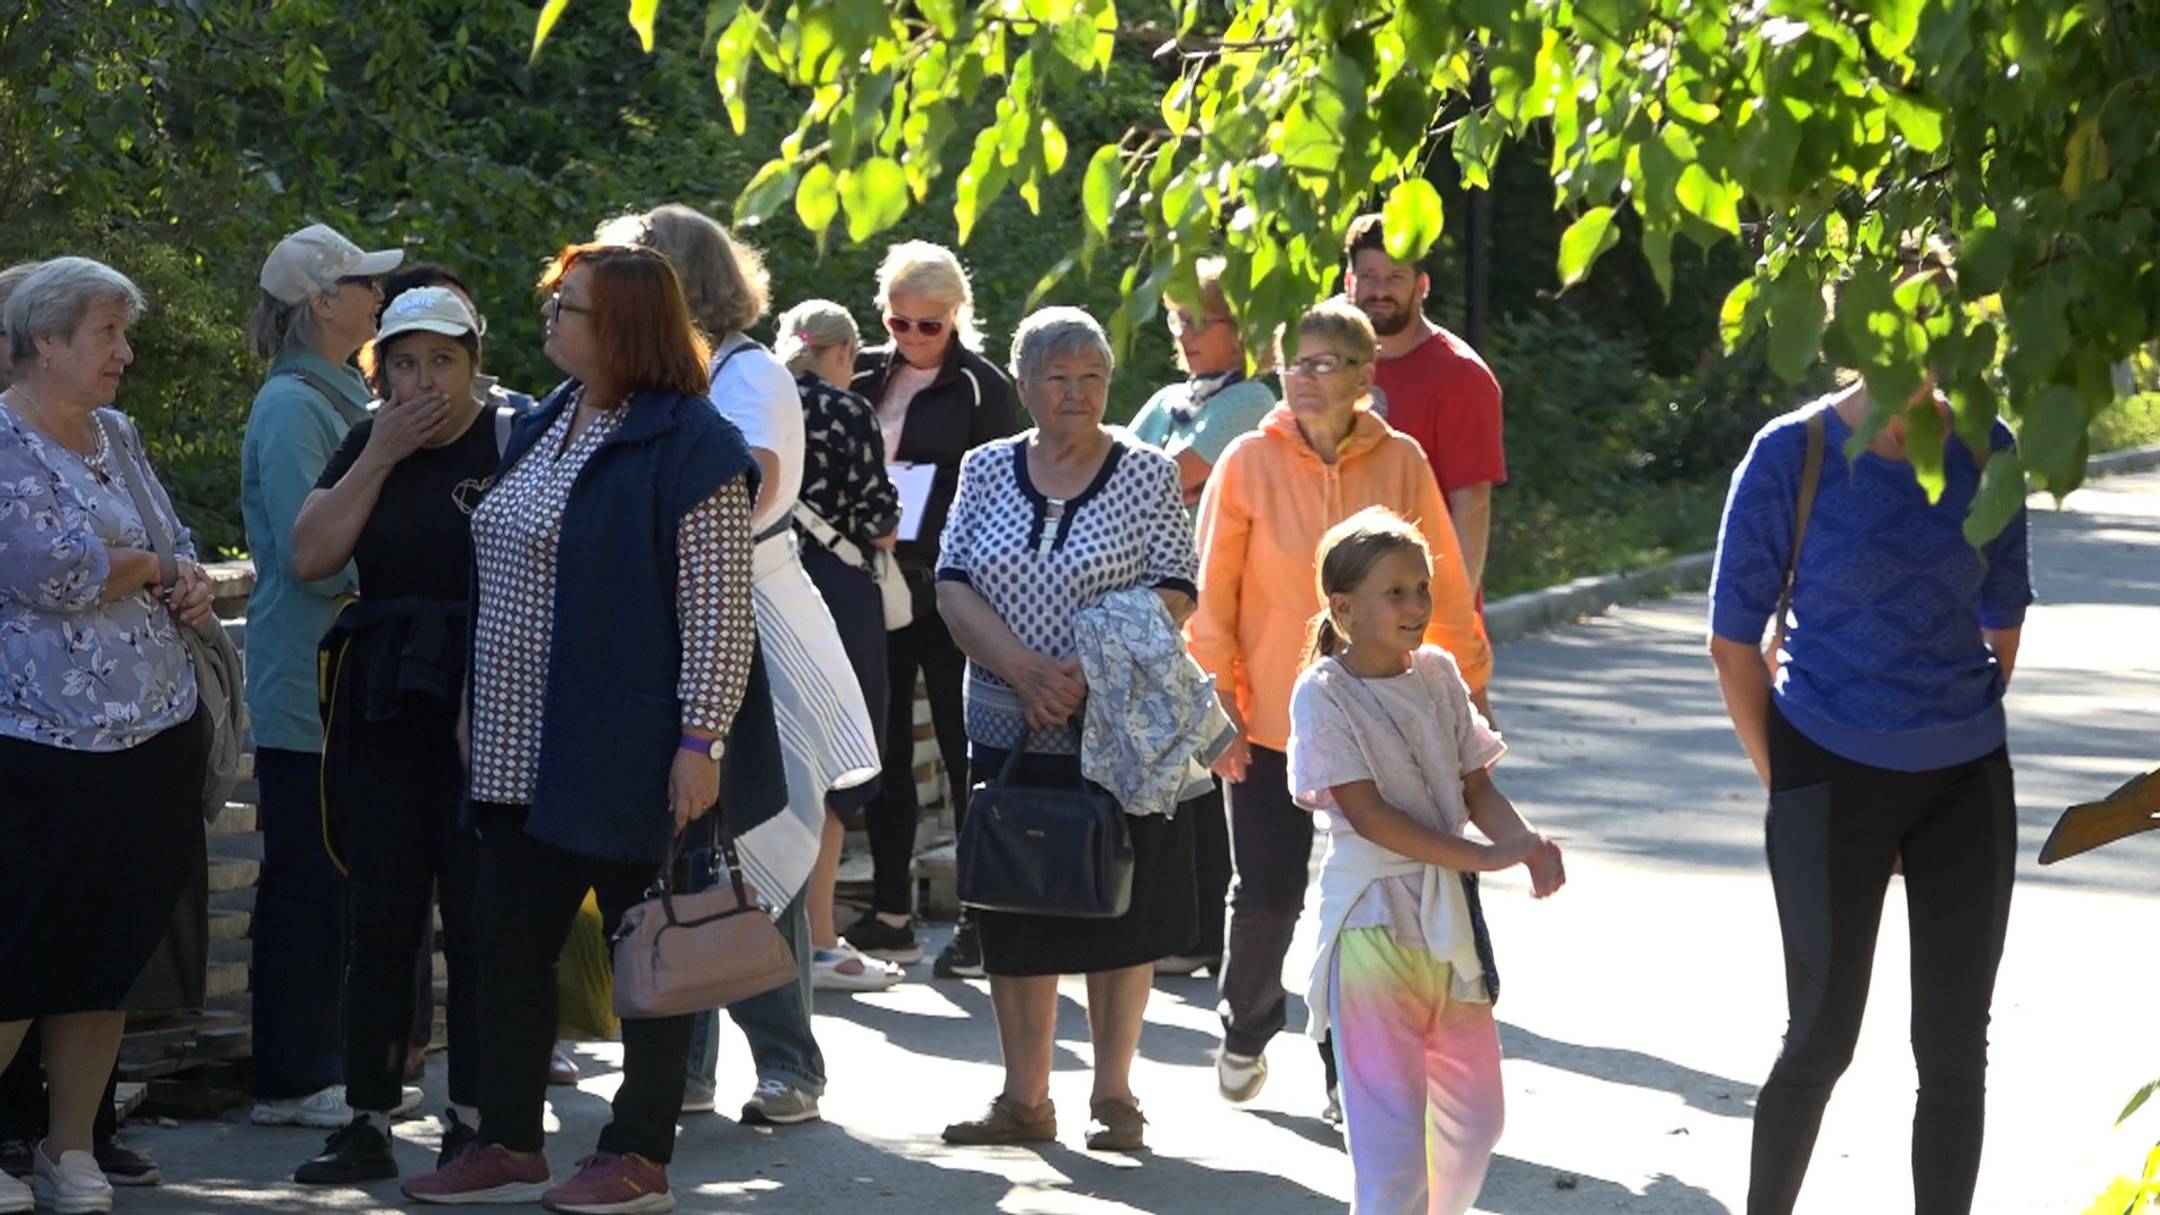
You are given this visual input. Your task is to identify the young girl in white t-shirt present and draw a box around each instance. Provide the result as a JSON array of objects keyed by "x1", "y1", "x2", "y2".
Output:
[{"x1": 1286, "y1": 507, "x2": 1566, "y2": 1214}]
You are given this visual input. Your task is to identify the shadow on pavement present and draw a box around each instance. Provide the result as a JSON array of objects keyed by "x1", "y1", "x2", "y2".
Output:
[
  {"x1": 1499, "y1": 1024, "x2": 1756, "y2": 1120},
  {"x1": 1482, "y1": 1157, "x2": 1734, "y2": 1213}
]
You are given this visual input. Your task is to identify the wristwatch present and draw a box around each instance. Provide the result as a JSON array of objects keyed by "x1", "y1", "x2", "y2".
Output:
[{"x1": 678, "y1": 734, "x2": 723, "y2": 762}]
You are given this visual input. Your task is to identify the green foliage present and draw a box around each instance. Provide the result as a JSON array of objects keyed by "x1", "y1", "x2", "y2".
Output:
[{"x1": 569, "y1": 0, "x2": 2160, "y2": 542}]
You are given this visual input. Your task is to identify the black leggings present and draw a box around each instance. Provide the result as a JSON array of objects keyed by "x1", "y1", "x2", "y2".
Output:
[
  {"x1": 866, "y1": 596, "x2": 969, "y2": 916},
  {"x1": 1748, "y1": 708, "x2": 2015, "y2": 1215}
]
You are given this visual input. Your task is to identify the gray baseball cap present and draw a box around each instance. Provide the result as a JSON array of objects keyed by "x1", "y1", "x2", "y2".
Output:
[{"x1": 259, "y1": 223, "x2": 403, "y2": 304}]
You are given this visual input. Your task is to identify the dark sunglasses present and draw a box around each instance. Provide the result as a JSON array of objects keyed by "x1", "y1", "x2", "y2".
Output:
[{"x1": 884, "y1": 315, "x2": 946, "y2": 337}]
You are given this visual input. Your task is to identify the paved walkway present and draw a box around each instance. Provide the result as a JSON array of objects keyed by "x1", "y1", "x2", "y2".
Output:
[{"x1": 117, "y1": 471, "x2": 2160, "y2": 1213}]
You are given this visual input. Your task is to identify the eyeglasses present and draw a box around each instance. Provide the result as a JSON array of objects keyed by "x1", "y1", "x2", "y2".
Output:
[
  {"x1": 1167, "y1": 311, "x2": 1232, "y2": 336},
  {"x1": 1275, "y1": 353, "x2": 1365, "y2": 378},
  {"x1": 884, "y1": 315, "x2": 946, "y2": 337},
  {"x1": 543, "y1": 292, "x2": 593, "y2": 320}
]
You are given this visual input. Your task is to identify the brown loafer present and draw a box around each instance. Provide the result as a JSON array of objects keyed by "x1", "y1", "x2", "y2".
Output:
[
  {"x1": 942, "y1": 1095, "x2": 1057, "y2": 1145},
  {"x1": 1084, "y1": 1096, "x2": 1147, "y2": 1152}
]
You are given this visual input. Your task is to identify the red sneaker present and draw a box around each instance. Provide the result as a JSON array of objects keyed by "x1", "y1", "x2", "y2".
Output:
[
  {"x1": 401, "y1": 1142, "x2": 551, "y2": 1205},
  {"x1": 541, "y1": 1152, "x2": 674, "y2": 1214}
]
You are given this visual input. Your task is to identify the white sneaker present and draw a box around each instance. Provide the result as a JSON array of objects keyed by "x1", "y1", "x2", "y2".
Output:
[
  {"x1": 252, "y1": 1084, "x2": 353, "y2": 1129},
  {"x1": 1216, "y1": 1050, "x2": 1268, "y2": 1103},
  {"x1": 31, "y1": 1143, "x2": 111, "y2": 1214},
  {"x1": 1322, "y1": 1085, "x2": 1343, "y2": 1126},
  {"x1": 0, "y1": 1166, "x2": 29, "y2": 1215},
  {"x1": 392, "y1": 1084, "x2": 426, "y2": 1118},
  {"x1": 681, "y1": 1087, "x2": 717, "y2": 1115},
  {"x1": 811, "y1": 946, "x2": 904, "y2": 992}
]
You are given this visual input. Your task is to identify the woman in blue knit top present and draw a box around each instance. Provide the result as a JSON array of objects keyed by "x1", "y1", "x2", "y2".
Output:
[{"x1": 1707, "y1": 375, "x2": 2030, "y2": 1215}]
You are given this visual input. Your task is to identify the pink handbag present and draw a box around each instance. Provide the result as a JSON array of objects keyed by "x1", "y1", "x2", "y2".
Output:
[{"x1": 611, "y1": 832, "x2": 796, "y2": 1020}]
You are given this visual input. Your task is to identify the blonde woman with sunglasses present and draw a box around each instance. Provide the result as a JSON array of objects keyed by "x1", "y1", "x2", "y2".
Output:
[{"x1": 846, "y1": 241, "x2": 1019, "y2": 978}]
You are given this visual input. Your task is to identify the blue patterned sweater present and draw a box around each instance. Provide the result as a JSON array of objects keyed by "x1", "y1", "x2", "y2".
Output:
[{"x1": 1709, "y1": 399, "x2": 2032, "y2": 771}]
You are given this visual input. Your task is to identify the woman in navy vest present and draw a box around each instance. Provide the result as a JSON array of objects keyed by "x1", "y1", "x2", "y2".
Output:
[
  {"x1": 402, "y1": 243, "x2": 783, "y2": 1212},
  {"x1": 1708, "y1": 370, "x2": 2031, "y2": 1215}
]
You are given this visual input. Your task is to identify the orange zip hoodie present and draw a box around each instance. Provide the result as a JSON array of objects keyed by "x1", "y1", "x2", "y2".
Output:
[{"x1": 1190, "y1": 404, "x2": 1492, "y2": 753}]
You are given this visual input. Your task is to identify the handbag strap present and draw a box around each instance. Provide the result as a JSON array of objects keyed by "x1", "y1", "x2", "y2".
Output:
[
  {"x1": 652, "y1": 824, "x2": 757, "y2": 928},
  {"x1": 1769, "y1": 409, "x2": 1827, "y2": 661},
  {"x1": 92, "y1": 413, "x2": 180, "y2": 589},
  {"x1": 986, "y1": 726, "x2": 1091, "y2": 793}
]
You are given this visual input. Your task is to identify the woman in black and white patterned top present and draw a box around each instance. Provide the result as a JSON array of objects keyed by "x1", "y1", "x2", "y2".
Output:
[{"x1": 934, "y1": 307, "x2": 1199, "y2": 1155}]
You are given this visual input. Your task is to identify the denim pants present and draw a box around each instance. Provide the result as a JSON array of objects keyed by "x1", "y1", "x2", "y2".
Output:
[
  {"x1": 251, "y1": 747, "x2": 348, "y2": 1099},
  {"x1": 683, "y1": 869, "x2": 822, "y2": 1098}
]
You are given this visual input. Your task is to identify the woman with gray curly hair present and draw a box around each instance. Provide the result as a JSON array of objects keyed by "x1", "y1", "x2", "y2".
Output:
[
  {"x1": 933, "y1": 307, "x2": 1204, "y2": 1154},
  {"x1": 0, "y1": 256, "x2": 215, "y2": 1212}
]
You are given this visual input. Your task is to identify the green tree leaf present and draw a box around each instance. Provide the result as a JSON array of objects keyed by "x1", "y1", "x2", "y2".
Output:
[
  {"x1": 1765, "y1": 268, "x2": 1827, "y2": 381},
  {"x1": 838, "y1": 155, "x2": 907, "y2": 243},
  {"x1": 1381, "y1": 177, "x2": 1444, "y2": 261},
  {"x1": 1557, "y1": 204, "x2": 1621, "y2": 287},
  {"x1": 795, "y1": 161, "x2": 839, "y2": 236},
  {"x1": 1883, "y1": 92, "x2": 1945, "y2": 153},
  {"x1": 1082, "y1": 144, "x2": 1120, "y2": 239},
  {"x1": 734, "y1": 157, "x2": 798, "y2": 226},
  {"x1": 531, "y1": 0, "x2": 571, "y2": 59},
  {"x1": 628, "y1": 0, "x2": 659, "y2": 52},
  {"x1": 2063, "y1": 116, "x2": 2109, "y2": 201},
  {"x1": 1676, "y1": 164, "x2": 1741, "y2": 236}
]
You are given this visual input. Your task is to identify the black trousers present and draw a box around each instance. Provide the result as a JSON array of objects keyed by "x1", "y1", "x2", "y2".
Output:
[
  {"x1": 251, "y1": 748, "x2": 348, "y2": 1099},
  {"x1": 472, "y1": 806, "x2": 691, "y2": 1163},
  {"x1": 1747, "y1": 708, "x2": 2015, "y2": 1215},
  {"x1": 1216, "y1": 746, "x2": 1315, "y2": 1058},
  {"x1": 338, "y1": 698, "x2": 479, "y2": 1113},
  {"x1": 1177, "y1": 779, "x2": 1232, "y2": 961},
  {"x1": 866, "y1": 594, "x2": 970, "y2": 915}
]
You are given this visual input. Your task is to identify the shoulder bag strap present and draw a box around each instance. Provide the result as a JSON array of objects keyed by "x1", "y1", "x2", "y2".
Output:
[
  {"x1": 493, "y1": 403, "x2": 517, "y2": 455},
  {"x1": 1770, "y1": 410, "x2": 1827, "y2": 658},
  {"x1": 283, "y1": 367, "x2": 370, "y2": 427},
  {"x1": 93, "y1": 413, "x2": 179, "y2": 588}
]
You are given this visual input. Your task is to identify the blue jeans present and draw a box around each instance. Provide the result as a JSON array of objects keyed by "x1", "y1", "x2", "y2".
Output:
[{"x1": 683, "y1": 863, "x2": 822, "y2": 1097}]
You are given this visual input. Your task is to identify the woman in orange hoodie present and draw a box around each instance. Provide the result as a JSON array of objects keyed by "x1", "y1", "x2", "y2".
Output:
[{"x1": 1193, "y1": 297, "x2": 1491, "y2": 1113}]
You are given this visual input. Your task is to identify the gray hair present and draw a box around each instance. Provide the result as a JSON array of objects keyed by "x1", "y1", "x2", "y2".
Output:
[
  {"x1": 5, "y1": 257, "x2": 146, "y2": 363},
  {"x1": 0, "y1": 261, "x2": 47, "y2": 388},
  {"x1": 1008, "y1": 306, "x2": 1115, "y2": 386},
  {"x1": 249, "y1": 290, "x2": 321, "y2": 362}
]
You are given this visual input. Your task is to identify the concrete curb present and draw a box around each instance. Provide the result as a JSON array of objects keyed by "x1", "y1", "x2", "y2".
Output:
[{"x1": 1482, "y1": 440, "x2": 2160, "y2": 646}]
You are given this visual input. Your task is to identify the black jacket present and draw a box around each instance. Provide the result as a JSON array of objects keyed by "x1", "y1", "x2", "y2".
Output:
[{"x1": 851, "y1": 339, "x2": 1019, "y2": 575}]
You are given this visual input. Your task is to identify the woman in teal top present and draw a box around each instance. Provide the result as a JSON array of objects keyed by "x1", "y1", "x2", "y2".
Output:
[
  {"x1": 239, "y1": 222, "x2": 405, "y2": 1127},
  {"x1": 1125, "y1": 255, "x2": 1274, "y2": 980},
  {"x1": 1127, "y1": 256, "x2": 1276, "y2": 514}
]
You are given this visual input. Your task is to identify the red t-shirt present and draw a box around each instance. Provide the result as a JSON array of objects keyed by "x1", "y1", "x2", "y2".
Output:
[{"x1": 1371, "y1": 327, "x2": 1506, "y2": 496}]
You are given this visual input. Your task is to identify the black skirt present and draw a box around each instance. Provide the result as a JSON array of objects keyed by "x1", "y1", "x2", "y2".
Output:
[
  {"x1": 800, "y1": 541, "x2": 888, "y2": 822},
  {"x1": 0, "y1": 709, "x2": 209, "y2": 1019},
  {"x1": 970, "y1": 746, "x2": 1198, "y2": 977}
]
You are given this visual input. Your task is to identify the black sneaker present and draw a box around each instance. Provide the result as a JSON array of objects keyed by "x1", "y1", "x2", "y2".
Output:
[
  {"x1": 0, "y1": 1134, "x2": 31, "y2": 1180},
  {"x1": 294, "y1": 1120, "x2": 398, "y2": 1185},
  {"x1": 436, "y1": 1108, "x2": 478, "y2": 1169},
  {"x1": 95, "y1": 1135, "x2": 161, "y2": 1186},
  {"x1": 933, "y1": 918, "x2": 985, "y2": 979},
  {"x1": 842, "y1": 914, "x2": 922, "y2": 964}
]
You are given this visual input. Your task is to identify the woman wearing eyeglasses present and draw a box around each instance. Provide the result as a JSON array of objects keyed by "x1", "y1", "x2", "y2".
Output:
[
  {"x1": 1190, "y1": 297, "x2": 1491, "y2": 1114},
  {"x1": 848, "y1": 240, "x2": 1018, "y2": 978}
]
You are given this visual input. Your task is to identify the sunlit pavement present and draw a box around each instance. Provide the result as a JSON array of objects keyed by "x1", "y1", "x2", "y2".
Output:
[{"x1": 119, "y1": 471, "x2": 2160, "y2": 1213}]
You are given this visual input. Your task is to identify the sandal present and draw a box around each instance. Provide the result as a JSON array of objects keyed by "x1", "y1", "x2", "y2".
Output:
[
  {"x1": 942, "y1": 1095, "x2": 1056, "y2": 1145},
  {"x1": 1084, "y1": 1096, "x2": 1147, "y2": 1152}
]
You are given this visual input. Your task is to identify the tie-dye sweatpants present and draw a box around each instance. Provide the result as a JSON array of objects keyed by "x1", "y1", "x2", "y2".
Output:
[{"x1": 1327, "y1": 927, "x2": 1505, "y2": 1215}]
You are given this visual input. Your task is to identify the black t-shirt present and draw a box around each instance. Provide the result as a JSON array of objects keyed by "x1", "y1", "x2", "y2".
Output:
[{"x1": 315, "y1": 409, "x2": 501, "y2": 601}]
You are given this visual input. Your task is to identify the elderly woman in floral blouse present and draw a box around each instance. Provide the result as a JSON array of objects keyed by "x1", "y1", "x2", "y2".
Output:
[{"x1": 0, "y1": 257, "x2": 215, "y2": 1212}]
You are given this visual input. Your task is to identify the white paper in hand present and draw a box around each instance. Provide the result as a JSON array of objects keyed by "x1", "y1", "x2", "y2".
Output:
[{"x1": 890, "y1": 461, "x2": 938, "y2": 542}]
